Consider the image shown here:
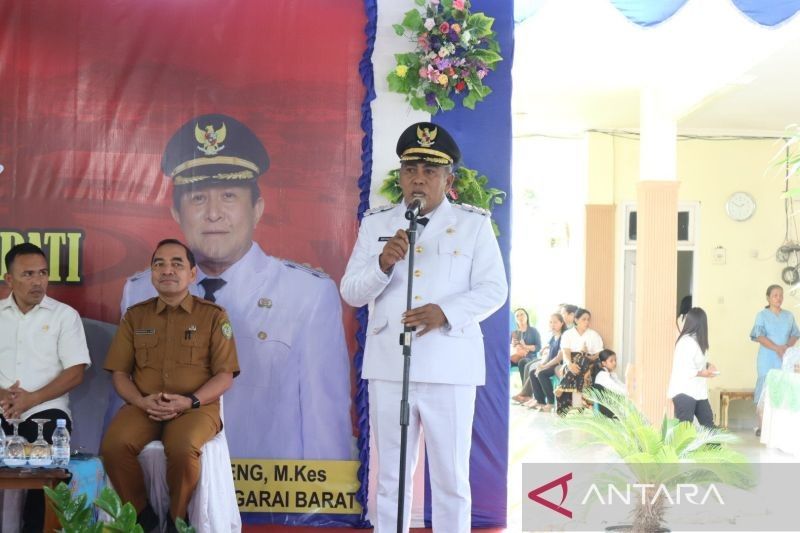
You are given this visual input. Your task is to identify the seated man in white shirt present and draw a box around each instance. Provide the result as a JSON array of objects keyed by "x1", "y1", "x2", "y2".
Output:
[{"x1": 0, "y1": 243, "x2": 91, "y2": 533}]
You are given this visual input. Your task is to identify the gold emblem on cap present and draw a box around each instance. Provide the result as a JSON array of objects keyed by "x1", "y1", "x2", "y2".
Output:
[
  {"x1": 258, "y1": 331, "x2": 268, "y2": 340},
  {"x1": 416, "y1": 126, "x2": 438, "y2": 148},
  {"x1": 195, "y1": 122, "x2": 227, "y2": 156},
  {"x1": 446, "y1": 227, "x2": 455, "y2": 234},
  {"x1": 258, "y1": 298, "x2": 272, "y2": 308}
]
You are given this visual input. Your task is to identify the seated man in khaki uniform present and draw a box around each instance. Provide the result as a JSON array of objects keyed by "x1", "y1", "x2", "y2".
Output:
[{"x1": 101, "y1": 239, "x2": 239, "y2": 533}]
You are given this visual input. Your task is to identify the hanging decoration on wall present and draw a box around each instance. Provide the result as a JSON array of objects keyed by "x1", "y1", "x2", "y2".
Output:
[
  {"x1": 387, "y1": 0, "x2": 503, "y2": 114},
  {"x1": 379, "y1": 165, "x2": 506, "y2": 235}
]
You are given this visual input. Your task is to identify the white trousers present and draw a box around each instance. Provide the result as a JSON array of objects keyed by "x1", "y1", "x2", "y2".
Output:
[{"x1": 369, "y1": 379, "x2": 476, "y2": 533}]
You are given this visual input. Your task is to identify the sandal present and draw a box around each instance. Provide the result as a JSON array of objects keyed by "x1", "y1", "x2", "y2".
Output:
[
  {"x1": 540, "y1": 405, "x2": 553, "y2": 412},
  {"x1": 512, "y1": 394, "x2": 531, "y2": 404}
]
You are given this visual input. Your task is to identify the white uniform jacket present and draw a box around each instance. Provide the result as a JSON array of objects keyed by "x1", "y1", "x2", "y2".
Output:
[
  {"x1": 120, "y1": 243, "x2": 353, "y2": 460},
  {"x1": 340, "y1": 200, "x2": 507, "y2": 386}
]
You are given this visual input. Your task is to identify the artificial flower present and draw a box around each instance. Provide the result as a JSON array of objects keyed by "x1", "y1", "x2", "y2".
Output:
[
  {"x1": 418, "y1": 34, "x2": 431, "y2": 51},
  {"x1": 387, "y1": 0, "x2": 501, "y2": 113}
]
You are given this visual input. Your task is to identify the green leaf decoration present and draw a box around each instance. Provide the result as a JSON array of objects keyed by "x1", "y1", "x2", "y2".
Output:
[
  {"x1": 46, "y1": 482, "x2": 197, "y2": 533},
  {"x1": 401, "y1": 9, "x2": 423, "y2": 32},
  {"x1": 387, "y1": 0, "x2": 503, "y2": 114},
  {"x1": 379, "y1": 165, "x2": 506, "y2": 236}
]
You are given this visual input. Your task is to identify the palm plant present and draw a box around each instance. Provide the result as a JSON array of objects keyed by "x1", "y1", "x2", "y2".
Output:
[{"x1": 558, "y1": 388, "x2": 753, "y2": 532}]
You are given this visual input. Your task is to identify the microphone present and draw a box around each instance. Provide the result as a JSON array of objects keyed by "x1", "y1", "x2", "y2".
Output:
[{"x1": 405, "y1": 198, "x2": 425, "y2": 220}]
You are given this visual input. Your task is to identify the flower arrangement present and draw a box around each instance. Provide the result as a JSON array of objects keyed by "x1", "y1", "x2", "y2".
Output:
[
  {"x1": 379, "y1": 165, "x2": 506, "y2": 235},
  {"x1": 387, "y1": 0, "x2": 502, "y2": 114}
]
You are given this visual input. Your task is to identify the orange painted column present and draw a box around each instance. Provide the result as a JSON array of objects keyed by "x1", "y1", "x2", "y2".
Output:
[
  {"x1": 584, "y1": 204, "x2": 615, "y2": 346},
  {"x1": 633, "y1": 180, "x2": 679, "y2": 424}
]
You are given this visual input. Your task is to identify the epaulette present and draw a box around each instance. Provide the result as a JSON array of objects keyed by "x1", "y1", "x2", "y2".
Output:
[
  {"x1": 126, "y1": 296, "x2": 157, "y2": 312},
  {"x1": 192, "y1": 295, "x2": 225, "y2": 311},
  {"x1": 281, "y1": 258, "x2": 330, "y2": 279},
  {"x1": 127, "y1": 267, "x2": 151, "y2": 282},
  {"x1": 453, "y1": 202, "x2": 490, "y2": 216},
  {"x1": 363, "y1": 203, "x2": 396, "y2": 217}
]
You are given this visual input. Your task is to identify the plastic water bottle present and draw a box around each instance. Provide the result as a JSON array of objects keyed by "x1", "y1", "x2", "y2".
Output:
[{"x1": 51, "y1": 419, "x2": 70, "y2": 467}]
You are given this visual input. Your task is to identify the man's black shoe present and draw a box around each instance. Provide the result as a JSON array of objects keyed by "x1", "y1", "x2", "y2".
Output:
[{"x1": 137, "y1": 503, "x2": 160, "y2": 533}]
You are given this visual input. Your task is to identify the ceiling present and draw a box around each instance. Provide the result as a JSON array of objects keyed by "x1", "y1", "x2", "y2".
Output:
[{"x1": 512, "y1": 0, "x2": 800, "y2": 136}]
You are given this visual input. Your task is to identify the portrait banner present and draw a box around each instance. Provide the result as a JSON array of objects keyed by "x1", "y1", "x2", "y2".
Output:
[{"x1": 0, "y1": 0, "x2": 367, "y2": 527}]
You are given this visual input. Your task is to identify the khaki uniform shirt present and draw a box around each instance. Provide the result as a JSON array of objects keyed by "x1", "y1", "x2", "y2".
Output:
[{"x1": 105, "y1": 294, "x2": 239, "y2": 418}]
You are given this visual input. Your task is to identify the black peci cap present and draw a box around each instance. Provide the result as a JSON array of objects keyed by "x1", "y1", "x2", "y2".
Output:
[
  {"x1": 396, "y1": 122, "x2": 460, "y2": 166},
  {"x1": 161, "y1": 113, "x2": 269, "y2": 186}
]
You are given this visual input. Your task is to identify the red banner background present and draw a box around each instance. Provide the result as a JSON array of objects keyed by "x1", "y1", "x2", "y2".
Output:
[{"x1": 0, "y1": 0, "x2": 365, "y2": 343}]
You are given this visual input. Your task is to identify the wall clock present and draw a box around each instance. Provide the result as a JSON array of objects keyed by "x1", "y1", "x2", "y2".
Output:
[{"x1": 725, "y1": 191, "x2": 756, "y2": 221}]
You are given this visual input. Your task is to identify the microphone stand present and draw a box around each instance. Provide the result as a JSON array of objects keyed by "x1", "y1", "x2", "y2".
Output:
[{"x1": 396, "y1": 213, "x2": 419, "y2": 533}]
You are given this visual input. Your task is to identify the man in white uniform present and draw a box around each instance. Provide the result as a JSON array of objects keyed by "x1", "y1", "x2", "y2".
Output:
[
  {"x1": 0, "y1": 242, "x2": 90, "y2": 532},
  {"x1": 340, "y1": 122, "x2": 507, "y2": 532}
]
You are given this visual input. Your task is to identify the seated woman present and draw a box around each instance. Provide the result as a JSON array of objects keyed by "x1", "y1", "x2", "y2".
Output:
[
  {"x1": 523, "y1": 313, "x2": 566, "y2": 412},
  {"x1": 592, "y1": 349, "x2": 626, "y2": 418},
  {"x1": 555, "y1": 308, "x2": 603, "y2": 414},
  {"x1": 510, "y1": 308, "x2": 541, "y2": 400}
]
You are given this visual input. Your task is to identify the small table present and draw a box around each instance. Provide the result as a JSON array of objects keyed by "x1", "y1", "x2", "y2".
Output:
[
  {"x1": 719, "y1": 389, "x2": 754, "y2": 429},
  {"x1": 0, "y1": 467, "x2": 70, "y2": 532}
]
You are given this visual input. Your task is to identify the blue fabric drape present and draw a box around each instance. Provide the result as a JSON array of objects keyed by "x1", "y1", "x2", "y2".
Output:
[
  {"x1": 731, "y1": 0, "x2": 800, "y2": 26},
  {"x1": 515, "y1": 0, "x2": 800, "y2": 26},
  {"x1": 356, "y1": 0, "x2": 378, "y2": 527},
  {"x1": 609, "y1": 0, "x2": 688, "y2": 27},
  {"x1": 609, "y1": 0, "x2": 800, "y2": 26}
]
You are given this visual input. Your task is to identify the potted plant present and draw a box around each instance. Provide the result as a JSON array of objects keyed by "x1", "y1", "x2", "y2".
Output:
[{"x1": 558, "y1": 388, "x2": 753, "y2": 532}]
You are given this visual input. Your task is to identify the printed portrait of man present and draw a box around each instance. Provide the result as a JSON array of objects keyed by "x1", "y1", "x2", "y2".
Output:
[{"x1": 120, "y1": 114, "x2": 354, "y2": 461}]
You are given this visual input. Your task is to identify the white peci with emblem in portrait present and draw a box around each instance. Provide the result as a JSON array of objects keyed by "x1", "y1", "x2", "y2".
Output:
[{"x1": 725, "y1": 191, "x2": 756, "y2": 221}]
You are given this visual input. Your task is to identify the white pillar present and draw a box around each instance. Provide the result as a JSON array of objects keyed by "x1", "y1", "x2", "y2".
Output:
[{"x1": 639, "y1": 87, "x2": 677, "y2": 182}]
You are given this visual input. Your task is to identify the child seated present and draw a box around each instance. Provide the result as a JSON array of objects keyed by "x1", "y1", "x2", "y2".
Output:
[{"x1": 592, "y1": 349, "x2": 626, "y2": 418}]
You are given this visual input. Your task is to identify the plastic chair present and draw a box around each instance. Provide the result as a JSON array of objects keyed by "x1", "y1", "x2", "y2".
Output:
[
  {"x1": 137, "y1": 419, "x2": 241, "y2": 532},
  {"x1": 104, "y1": 394, "x2": 241, "y2": 532}
]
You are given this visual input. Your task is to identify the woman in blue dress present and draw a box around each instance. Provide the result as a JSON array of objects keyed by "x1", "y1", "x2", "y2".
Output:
[{"x1": 751, "y1": 284, "x2": 800, "y2": 435}]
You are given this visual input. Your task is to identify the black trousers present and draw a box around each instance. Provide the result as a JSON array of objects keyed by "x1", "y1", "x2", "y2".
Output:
[
  {"x1": 530, "y1": 366, "x2": 556, "y2": 405},
  {"x1": 672, "y1": 394, "x2": 715, "y2": 428},
  {"x1": 1, "y1": 409, "x2": 72, "y2": 533}
]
